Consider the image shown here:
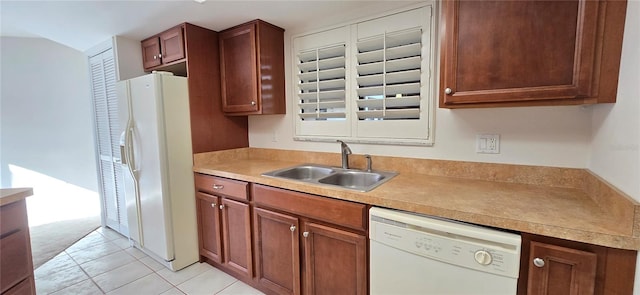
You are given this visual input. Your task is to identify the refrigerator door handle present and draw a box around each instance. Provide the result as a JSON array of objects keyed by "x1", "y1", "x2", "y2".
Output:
[{"x1": 124, "y1": 84, "x2": 145, "y2": 248}]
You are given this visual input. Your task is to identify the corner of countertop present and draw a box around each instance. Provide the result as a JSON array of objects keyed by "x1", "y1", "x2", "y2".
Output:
[{"x1": 0, "y1": 187, "x2": 34, "y2": 206}]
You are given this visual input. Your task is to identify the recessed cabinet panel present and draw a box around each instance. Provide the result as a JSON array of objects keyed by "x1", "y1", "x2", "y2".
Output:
[
  {"x1": 160, "y1": 27, "x2": 185, "y2": 64},
  {"x1": 195, "y1": 192, "x2": 222, "y2": 264},
  {"x1": 219, "y1": 19, "x2": 285, "y2": 115},
  {"x1": 440, "y1": 0, "x2": 627, "y2": 108}
]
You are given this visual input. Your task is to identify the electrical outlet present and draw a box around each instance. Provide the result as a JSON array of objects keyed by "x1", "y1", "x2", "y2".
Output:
[{"x1": 476, "y1": 134, "x2": 500, "y2": 154}]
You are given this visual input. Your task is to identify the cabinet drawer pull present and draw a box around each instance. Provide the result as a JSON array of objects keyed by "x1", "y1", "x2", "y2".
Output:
[
  {"x1": 445, "y1": 87, "x2": 453, "y2": 95},
  {"x1": 303, "y1": 231, "x2": 309, "y2": 238},
  {"x1": 290, "y1": 225, "x2": 296, "y2": 232},
  {"x1": 219, "y1": 204, "x2": 225, "y2": 210},
  {"x1": 533, "y1": 257, "x2": 545, "y2": 268},
  {"x1": 212, "y1": 184, "x2": 224, "y2": 190}
]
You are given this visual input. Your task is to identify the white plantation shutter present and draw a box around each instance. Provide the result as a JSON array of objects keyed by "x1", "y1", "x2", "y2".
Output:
[
  {"x1": 355, "y1": 29, "x2": 422, "y2": 120},
  {"x1": 297, "y1": 45, "x2": 347, "y2": 120},
  {"x1": 293, "y1": 4, "x2": 435, "y2": 144},
  {"x1": 89, "y1": 48, "x2": 128, "y2": 235},
  {"x1": 294, "y1": 27, "x2": 350, "y2": 138}
]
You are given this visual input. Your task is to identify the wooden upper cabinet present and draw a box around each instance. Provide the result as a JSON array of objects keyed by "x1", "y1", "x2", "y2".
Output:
[
  {"x1": 219, "y1": 19, "x2": 285, "y2": 115},
  {"x1": 141, "y1": 25, "x2": 186, "y2": 71},
  {"x1": 440, "y1": 0, "x2": 628, "y2": 108}
]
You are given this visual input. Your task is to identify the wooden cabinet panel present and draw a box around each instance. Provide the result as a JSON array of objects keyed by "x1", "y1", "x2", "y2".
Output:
[
  {"x1": 195, "y1": 192, "x2": 222, "y2": 263},
  {"x1": 518, "y1": 233, "x2": 637, "y2": 295},
  {"x1": 4, "y1": 276, "x2": 34, "y2": 295},
  {"x1": 220, "y1": 198, "x2": 253, "y2": 279},
  {"x1": 253, "y1": 208, "x2": 300, "y2": 295},
  {"x1": 159, "y1": 26, "x2": 185, "y2": 64},
  {"x1": 252, "y1": 184, "x2": 367, "y2": 231},
  {"x1": 527, "y1": 241, "x2": 597, "y2": 295},
  {"x1": 141, "y1": 37, "x2": 161, "y2": 69},
  {"x1": 302, "y1": 222, "x2": 367, "y2": 295},
  {"x1": 219, "y1": 20, "x2": 285, "y2": 115},
  {"x1": 440, "y1": 0, "x2": 627, "y2": 108},
  {"x1": 141, "y1": 24, "x2": 186, "y2": 71},
  {"x1": 194, "y1": 174, "x2": 248, "y2": 201},
  {"x1": 0, "y1": 199, "x2": 34, "y2": 295}
]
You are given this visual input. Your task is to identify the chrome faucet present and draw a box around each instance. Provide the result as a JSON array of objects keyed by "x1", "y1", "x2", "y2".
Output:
[{"x1": 337, "y1": 140, "x2": 352, "y2": 169}]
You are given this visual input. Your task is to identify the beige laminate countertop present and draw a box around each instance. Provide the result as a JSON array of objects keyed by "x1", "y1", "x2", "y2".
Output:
[
  {"x1": 0, "y1": 188, "x2": 33, "y2": 206},
  {"x1": 193, "y1": 148, "x2": 640, "y2": 251}
]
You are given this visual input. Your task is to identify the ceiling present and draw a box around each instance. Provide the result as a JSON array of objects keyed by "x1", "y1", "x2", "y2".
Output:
[{"x1": 0, "y1": 0, "x2": 419, "y2": 52}]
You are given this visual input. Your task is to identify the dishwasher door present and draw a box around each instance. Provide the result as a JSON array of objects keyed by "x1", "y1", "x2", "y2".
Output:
[{"x1": 369, "y1": 207, "x2": 521, "y2": 295}]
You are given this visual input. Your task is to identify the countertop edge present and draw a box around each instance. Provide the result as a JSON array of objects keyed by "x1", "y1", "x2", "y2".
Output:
[{"x1": 0, "y1": 188, "x2": 34, "y2": 206}]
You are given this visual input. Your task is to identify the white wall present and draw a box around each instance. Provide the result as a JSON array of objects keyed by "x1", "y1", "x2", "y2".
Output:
[
  {"x1": 0, "y1": 37, "x2": 97, "y2": 192},
  {"x1": 586, "y1": 2, "x2": 640, "y2": 294}
]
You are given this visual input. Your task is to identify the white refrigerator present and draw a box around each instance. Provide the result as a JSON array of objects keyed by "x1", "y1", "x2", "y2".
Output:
[{"x1": 117, "y1": 72, "x2": 198, "y2": 271}]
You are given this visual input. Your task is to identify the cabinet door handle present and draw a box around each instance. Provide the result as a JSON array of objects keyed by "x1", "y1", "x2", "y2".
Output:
[
  {"x1": 303, "y1": 231, "x2": 309, "y2": 238},
  {"x1": 219, "y1": 204, "x2": 225, "y2": 210},
  {"x1": 158, "y1": 53, "x2": 162, "y2": 58},
  {"x1": 251, "y1": 101, "x2": 256, "y2": 106},
  {"x1": 153, "y1": 55, "x2": 157, "y2": 60},
  {"x1": 445, "y1": 88, "x2": 453, "y2": 95},
  {"x1": 212, "y1": 184, "x2": 224, "y2": 190},
  {"x1": 533, "y1": 257, "x2": 545, "y2": 268},
  {"x1": 290, "y1": 225, "x2": 296, "y2": 232},
  {"x1": 210, "y1": 203, "x2": 217, "y2": 208}
]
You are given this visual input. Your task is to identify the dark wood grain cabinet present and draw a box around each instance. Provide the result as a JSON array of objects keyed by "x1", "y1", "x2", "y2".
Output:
[
  {"x1": 219, "y1": 20, "x2": 285, "y2": 115},
  {"x1": 194, "y1": 174, "x2": 253, "y2": 280},
  {"x1": 252, "y1": 185, "x2": 368, "y2": 295},
  {"x1": 0, "y1": 199, "x2": 35, "y2": 295},
  {"x1": 518, "y1": 233, "x2": 637, "y2": 295},
  {"x1": 440, "y1": 0, "x2": 627, "y2": 108},
  {"x1": 141, "y1": 24, "x2": 185, "y2": 71}
]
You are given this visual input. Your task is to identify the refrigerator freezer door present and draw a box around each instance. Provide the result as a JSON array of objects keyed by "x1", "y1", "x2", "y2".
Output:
[{"x1": 128, "y1": 74, "x2": 174, "y2": 261}]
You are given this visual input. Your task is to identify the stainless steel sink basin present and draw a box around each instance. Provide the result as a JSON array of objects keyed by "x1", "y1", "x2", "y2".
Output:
[
  {"x1": 262, "y1": 164, "x2": 397, "y2": 192},
  {"x1": 268, "y1": 165, "x2": 334, "y2": 180},
  {"x1": 318, "y1": 171, "x2": 386, "y2": 189}
]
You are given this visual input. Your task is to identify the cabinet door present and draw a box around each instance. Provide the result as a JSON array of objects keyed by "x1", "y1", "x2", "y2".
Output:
[
  {"x1": 440, "y1": 0, "x2": 599, "y2": 106},
  {"x1": 141, "y1": 37, "x2": 161, "y2": 70},
  {"x1": 527, "y1": 241, "x2": 597, "y2": 295},
  {"x1": 220, "y1": 198, "x2": 253, "y2": 279},
  {"x1": 253, "y1": 208, "x2": 301, "y2": 295},
  {"x1": 302, "y1": 222, "x2": 367, "y2": 295},
  {"x1": 195, "y1": 192, "x2": 222, "y2": 264},
  {"x1": 219, "y1": 23, "x2": 259, "y2": 113},
  {"x1": 160, "y1": 26, "x2": 185, "y2": 64}
]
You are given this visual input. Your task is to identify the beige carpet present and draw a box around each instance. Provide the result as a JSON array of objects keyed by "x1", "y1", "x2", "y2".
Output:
[{"x1": 30, "y1": 215, "x2": 101, "y2": 269}]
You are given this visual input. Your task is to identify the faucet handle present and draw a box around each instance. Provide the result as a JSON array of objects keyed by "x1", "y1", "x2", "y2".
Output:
[{"x1": 364, "y1": 154, "x2": 372, "y2": 172}]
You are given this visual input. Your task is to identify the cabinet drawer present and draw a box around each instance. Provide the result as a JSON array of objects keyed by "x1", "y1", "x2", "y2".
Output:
[
  {"x1": 0, "y1": 230, "x2": 31, "y2": 293},
  {"x1": 1, "y1": 200, "x2": 28, "y2": 237},
  {"x1": 195, "y1": 174, "x2": 249, "y2": 201},
  {"x1": 3, "y1": 276, "x2": 34, "y2": 295},
  {"x1": 252, "y1": 184, "x2": 367, "y2": 231}
]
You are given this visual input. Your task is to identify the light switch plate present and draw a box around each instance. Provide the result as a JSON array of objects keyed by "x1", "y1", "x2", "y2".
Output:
[{"x1": 476, "y1": 134, "x2": 500, "y2": 154}]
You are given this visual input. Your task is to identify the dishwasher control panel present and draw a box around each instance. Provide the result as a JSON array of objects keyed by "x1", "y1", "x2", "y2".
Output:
[{"x1": 370, "y1": 208, "x2": 521, "y2": 278}]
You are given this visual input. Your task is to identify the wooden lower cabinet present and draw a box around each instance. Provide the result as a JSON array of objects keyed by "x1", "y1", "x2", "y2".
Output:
[
  {"x1": 195, "y1": 184, "x2": 253, "y2": 280},
  {"x1": 220, "y1": 198, "x2": 253, "y2": 278},
  {"x1": 302, "y1": 222, "x2": 367, "y2": 295},
  {"x1": 518, "y1": 233, "x2": 637, "y2": 295},
  {"x1": 0, "y1": 199, "x2": 35, "y2": 295},
  {"x1": 253, "y1": 208, "x2": 300, "y2": 295},
  {"x1": 252, "y1": 185, "x2": 368, "y2": 295}
]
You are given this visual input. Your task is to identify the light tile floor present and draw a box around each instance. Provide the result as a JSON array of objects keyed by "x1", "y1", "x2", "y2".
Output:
[{"x1": 35, "y1": 227, "x2": 265, "y2": 295}]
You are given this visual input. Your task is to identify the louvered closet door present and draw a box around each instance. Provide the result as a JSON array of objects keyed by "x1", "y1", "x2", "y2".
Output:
[{"x1": 89, "y1": 49, "x2": 128, "y2": 236}]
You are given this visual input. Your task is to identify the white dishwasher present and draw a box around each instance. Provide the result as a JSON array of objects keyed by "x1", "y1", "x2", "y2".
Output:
[{"x1": 370, "y1": 207, "x2": 521, "y2": 295}]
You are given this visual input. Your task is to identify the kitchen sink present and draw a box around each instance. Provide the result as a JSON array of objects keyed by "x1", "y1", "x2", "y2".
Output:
[
  {"x1": 268, "y1": 165, "x2": 334, "y2": 180},
  {"x1": 262, "y1": 164, "x2": 397, "y2": 192}
]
